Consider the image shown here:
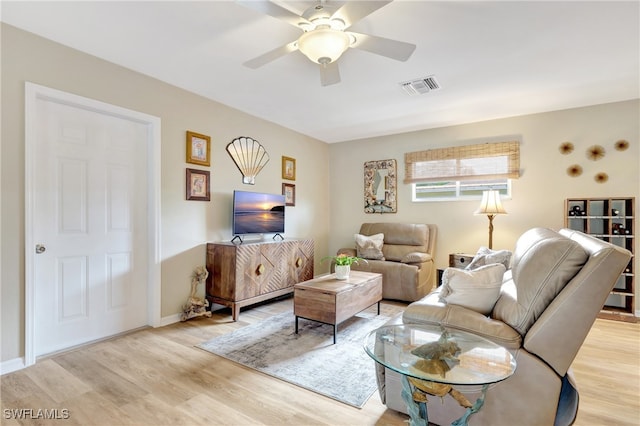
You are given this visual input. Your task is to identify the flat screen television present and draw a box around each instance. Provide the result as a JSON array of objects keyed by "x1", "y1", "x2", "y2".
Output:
[{"x1": 232, "y1": 190, "x2": 285, "y2": 241}]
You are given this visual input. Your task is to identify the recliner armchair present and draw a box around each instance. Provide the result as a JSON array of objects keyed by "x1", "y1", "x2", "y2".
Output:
[
  {"x1": 376, "y1": 228, "x2": 632, "y2": 425},
  {"x1": 337, "y1": 223, "x2": 437, "y2": 302}
]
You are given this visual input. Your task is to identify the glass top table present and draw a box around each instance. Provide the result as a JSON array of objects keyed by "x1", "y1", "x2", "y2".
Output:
[{"x1": 364, "y1": 324, "x2": 516, "y2": 426}]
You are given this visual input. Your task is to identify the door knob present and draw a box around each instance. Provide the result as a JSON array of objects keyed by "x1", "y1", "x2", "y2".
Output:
[{"x1": 35, "y1": 244, "x2": 46, "y2": 254}]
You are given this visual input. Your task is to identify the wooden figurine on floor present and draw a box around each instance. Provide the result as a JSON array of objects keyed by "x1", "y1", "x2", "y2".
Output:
[{"x1": 181, "y1": 265, "x2": 212, "y2": 321}]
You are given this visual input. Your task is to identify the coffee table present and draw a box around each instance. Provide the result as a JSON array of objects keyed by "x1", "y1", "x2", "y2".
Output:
[
  {"x1": 364, "y1": 324, "x2": 516, "y2": 426},
  {"x1": 294, "y1": 271, "x2": 382, "y2": 344}
]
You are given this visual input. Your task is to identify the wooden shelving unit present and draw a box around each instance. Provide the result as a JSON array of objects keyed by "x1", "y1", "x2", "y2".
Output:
[{"x1": 565, "y1": 198, "x2": 636, "y2": 322}]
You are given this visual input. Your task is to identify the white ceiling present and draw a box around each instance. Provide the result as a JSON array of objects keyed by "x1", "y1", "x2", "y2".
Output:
[{"x1": 2, "y1": 1, "x2": 639, "y2": 143}]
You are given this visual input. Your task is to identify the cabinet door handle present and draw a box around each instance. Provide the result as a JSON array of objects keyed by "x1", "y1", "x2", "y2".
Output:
[{"x1": 35, "y1": 244, "x2": 46, "y2": 254}]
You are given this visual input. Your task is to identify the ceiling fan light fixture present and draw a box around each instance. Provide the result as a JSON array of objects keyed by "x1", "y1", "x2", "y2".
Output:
[
  {"x1": 297, "y1": 28, "x2": 351, "y2": 64},
  {"x1": 310, "y1": 17, "x2": 345, "y2": 31}
]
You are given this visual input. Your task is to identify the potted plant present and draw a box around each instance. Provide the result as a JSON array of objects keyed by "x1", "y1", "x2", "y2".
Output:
[{"x1": 321, "y1": 253, "x2": 367, "y2": 280}]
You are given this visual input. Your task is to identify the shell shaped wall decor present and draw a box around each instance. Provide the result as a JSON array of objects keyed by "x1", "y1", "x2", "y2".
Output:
[{"x1": 226, "y1": 136, "x2": 270, "y2": 185}]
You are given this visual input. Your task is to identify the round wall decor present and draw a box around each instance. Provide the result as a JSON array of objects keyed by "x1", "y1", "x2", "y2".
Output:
[
  {"x1": 614, "y1": 139, "x2": 629, "y2": 151},
  {"x1": 586, "y1": 145, "x2": 605, "y2": 161},
  {"x1": 566, "y1": 164, "x2": 583, "y2": 177},
  {"x1": 559, "y1": 142, "x2": 574, "y2": 154}
]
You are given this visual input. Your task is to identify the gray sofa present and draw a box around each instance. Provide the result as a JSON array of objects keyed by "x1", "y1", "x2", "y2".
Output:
[
  {"x1": 376, "y1": 227, "x2": 632, "y2": 425},
  {"x1": 337, "y1": 223, "x2": 437, "y2": 302}
]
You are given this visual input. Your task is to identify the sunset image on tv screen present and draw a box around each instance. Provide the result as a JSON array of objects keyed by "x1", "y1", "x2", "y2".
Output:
[{"x1": 233, "y1": 191, "x2": 285, "y2": 234}]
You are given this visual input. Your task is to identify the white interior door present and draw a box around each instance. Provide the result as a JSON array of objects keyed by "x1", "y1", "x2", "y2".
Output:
[{"x1": 26, "y1": 84, "x2": 161, "y2": 358}]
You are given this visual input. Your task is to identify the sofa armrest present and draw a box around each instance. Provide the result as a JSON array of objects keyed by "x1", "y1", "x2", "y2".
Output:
[
  {"x1": 402, "y1": 291, "x2": 522, "y2": 350},
  {"x1": 400, "y1": 252, "x2": 432, "y2": 264}
]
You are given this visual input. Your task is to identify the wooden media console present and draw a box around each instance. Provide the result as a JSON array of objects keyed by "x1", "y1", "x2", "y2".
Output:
[{"x1": 206, "y1": 239, "x2": 314, "y2": 320}]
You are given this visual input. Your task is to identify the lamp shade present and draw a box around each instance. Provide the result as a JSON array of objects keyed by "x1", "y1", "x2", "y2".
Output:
[
  {"x1": 475, "y1": 190, "x2": 507, "y2": 215},
  {"x1": 297, "y1": 28, "x2": 350, "y2": 64}
]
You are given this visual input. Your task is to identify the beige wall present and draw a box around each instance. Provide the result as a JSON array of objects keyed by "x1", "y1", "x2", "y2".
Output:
[
  {"x1": 1, "y1": 24, "x2": 330, "y2": 362},
  {"x1": 329, "y1": 100, "x2": 639, "y2": 305}
]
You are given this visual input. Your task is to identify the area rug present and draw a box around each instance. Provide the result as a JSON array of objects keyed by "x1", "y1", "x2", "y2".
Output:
[{"x1": 197, "y1": 304, "x2": 403, "y2": 408}]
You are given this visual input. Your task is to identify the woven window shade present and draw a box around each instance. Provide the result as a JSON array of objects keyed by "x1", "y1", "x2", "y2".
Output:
[{"x1": 404, "y1": 141, "x2": 520, "y2": 184}]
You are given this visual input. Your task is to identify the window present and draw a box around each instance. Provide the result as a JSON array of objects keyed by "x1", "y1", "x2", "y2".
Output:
[
  {"x1": 405, "y1": 141, "x2": 519, "y2": 202},
  {"x1": 412, "y1": 179, "x2": 511, "y2": 201}
]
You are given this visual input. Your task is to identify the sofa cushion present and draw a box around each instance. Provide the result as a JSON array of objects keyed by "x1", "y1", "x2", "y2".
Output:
[
  {"x1": 466, "y1": 246, "x2": 512, "y2": 270},
  {"x1": 360, "y1": 223, "x2": 429, "y2": 246},
  {"x1": 439, "y1": 263, "x2": 506, "y2": 315},
  {"x1": 359, "y1": 223, "x2": 429, "y2": 262},
  {"x1": 355, "y1": 233, "x2": 385, "y2": 260},
  {"x1": 492, "y1": 228, "x2": 589, "y2": 335},
  {"x1": 403, "y1": 290, "x2": 522, "y2": 350}
]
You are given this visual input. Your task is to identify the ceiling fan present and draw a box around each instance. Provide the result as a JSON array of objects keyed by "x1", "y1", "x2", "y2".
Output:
[{"x1": 238, "y1": 0, "x2": 416, "y2": 86}]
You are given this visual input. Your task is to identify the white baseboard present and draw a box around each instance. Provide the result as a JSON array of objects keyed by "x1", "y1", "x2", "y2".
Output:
[
  {"x1": 160, "y1": 313, "x2": 182, "y2": 327},
  {"x1": 1, "y1": 357, "x2": 26, "y2": 375}
]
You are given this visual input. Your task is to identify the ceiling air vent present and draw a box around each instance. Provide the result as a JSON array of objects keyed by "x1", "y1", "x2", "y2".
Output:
[{"x1": 399, "y1": 75, "x2": 441, "y2": 96}]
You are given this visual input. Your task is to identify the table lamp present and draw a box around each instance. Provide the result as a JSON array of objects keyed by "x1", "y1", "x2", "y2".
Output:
[{"x1": 475, "y1": 190, "x2": 507, "y2": 249}]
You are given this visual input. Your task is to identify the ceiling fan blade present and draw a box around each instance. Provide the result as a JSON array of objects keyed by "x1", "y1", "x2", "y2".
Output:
[
  {"x1": 331, "y1": 1, "x2": 392, "y2": 29},
  {"x1": 349, "y1": 32, "x2": 416, "y2": 62},
  {"x1": 237, "y1": 0, "x2": 310, "y2": 28},
  {"x1": 243, "y1": 41, "x2": 298, "y2": 69},
  {"x1": 319, "y1": 61, "x2": 341, "y2": 86}
]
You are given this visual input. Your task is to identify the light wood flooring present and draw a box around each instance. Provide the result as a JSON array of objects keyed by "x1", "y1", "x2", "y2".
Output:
[{"x1": 1, "y1": 297, "x2": 638, "y2": 426}]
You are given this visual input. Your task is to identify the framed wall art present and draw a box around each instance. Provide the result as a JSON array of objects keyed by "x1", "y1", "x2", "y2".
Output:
[
  {"x1": 364, "y1": 159, "x2": 397, "y2": 213},
  {"x1": 186, "y1": 168, "x2": 210, "y2": 201},
  {"x1": 282, "y1": 183, "x2": 296, "y2": 206},
  {"x1": 186, "y1": 131, "x2": 211, "y2": 166},
  {"x1": 282, "y1": 156, "x2": 296, "y2": 180}
]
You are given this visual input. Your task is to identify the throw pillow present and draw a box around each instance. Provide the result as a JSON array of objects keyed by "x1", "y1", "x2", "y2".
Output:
[
  {"x1": 465, "y1": 246, "x2": 512, "y2": 271},
  {"x1": 355, "y1": 233, "x2": 385, "y2": 260},
  {"x1": 439, "y1": 263, "x2": 506, "y2": 315}
]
